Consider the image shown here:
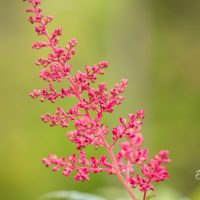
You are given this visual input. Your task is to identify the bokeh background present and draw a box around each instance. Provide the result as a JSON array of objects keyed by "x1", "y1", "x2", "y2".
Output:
[{"x1": 0, "y1": 0, "x2": 200, "y2": 199}]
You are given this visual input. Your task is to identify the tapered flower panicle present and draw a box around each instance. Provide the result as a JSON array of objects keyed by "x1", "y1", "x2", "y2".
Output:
[{"x1": 24, "y1": 1, "x2": 171, "y2": 200}]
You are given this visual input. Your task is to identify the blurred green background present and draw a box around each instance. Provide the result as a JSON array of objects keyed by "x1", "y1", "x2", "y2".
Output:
[{"x1": 0, "y1": 0, "x2": 200, "y2": 199}]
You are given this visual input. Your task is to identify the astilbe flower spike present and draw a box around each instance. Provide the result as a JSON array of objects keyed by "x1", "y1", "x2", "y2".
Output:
[{"x1": 24, "y1": 1, "x2": 171, "y2": 199}]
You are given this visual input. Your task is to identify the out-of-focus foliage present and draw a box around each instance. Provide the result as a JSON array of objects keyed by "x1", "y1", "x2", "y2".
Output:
[
  {"x1": 0, "y1": 0, "x2": 199, "y2": 199},
  {"x1": 39, "y1": 191, "x2": 106, "y2": 200}
]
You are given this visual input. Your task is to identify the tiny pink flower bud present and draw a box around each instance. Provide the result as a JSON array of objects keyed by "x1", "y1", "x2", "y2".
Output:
[
  {"x1": 69, "y1": 38, "x2": 77, "y2": 47},
  {"x1": 30, "y1": 89, "x2": 41, "y2": 99}
]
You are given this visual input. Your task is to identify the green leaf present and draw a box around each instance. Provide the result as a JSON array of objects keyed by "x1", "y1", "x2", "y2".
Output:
[{"x1": 39, "y1": 190, "x2": 106, "y2": 200}]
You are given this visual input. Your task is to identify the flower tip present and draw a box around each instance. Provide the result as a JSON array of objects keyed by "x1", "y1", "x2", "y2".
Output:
[
  {"x1": 99, "y1": 61, "x2": 109, "y2": 68},
  {"x1": 69, "y1": 38, "x2": 78, "y2": 47}
]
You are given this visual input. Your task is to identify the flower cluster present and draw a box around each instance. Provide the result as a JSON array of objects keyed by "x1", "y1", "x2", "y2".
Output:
[
  {"x1": 42, "y1": 151, "x2": 113, "y2": 182},
  {"x1": 24, "y1": 1, "x2": 171, "y2": 200},
  {"x1": 129, "y1": 150, "x2": 170, "y2": 192}
]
